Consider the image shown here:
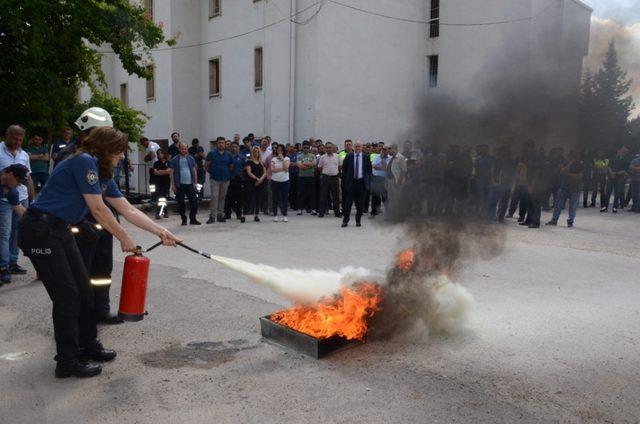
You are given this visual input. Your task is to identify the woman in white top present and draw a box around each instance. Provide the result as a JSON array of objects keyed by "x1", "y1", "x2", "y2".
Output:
[{"x1": 270, "y1": 143, "x2": 291, "y2": 222}]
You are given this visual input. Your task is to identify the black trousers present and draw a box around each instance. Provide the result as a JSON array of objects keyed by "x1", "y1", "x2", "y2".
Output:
[
  {"x1": 75, "y1": 224, "x2": 113, "y2": 318},
  {"x1": 297, "y1": 176, "x2": 316, "y2": 212},
  {"x1": 370, "y1": 176, "x2": 387, "y2": 215},
  {"x1": 289, "y1": 174, "x2": 299, "y2": 210},
  {"x1": 343, "y1": 179, "x2": 366, "y2": 224},
  {"x1": 18, "y1": 211, "x2": 97, "y2": 363},
  {"x1": 320, "y1": 175, "x2": 340, "y2": 216},
  {"x1": 225, "y1": 176, "x2": 245, "y2": 218},
  {"x1": 245, "y1": 180, "x2": 266, "y2": 216},
  {"x1": 509, "y1": 184, "x2": 529, "y2": 220},
  {"x1": 176, "y1": 184, "x2": 198, "y2": 221},
  {"x1": 525, "y1": 191, "x2": 544, "y2": 227}
]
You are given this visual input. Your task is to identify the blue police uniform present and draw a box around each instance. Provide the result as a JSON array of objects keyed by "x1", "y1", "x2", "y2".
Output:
[
  {"x1": 54, "y1": 141, "x2": 121, "y2": 322},
  {"x1": 1, "y1": 185, "x2": 20, "y2": 206},
  {"x1": 18, "y1": 153, "x2": 122, "y2": 374}
]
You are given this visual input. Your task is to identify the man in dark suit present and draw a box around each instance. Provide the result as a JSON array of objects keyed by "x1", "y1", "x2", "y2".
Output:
[{"x1": 341, "y1": 140, "x2": 372, "y2": 227}]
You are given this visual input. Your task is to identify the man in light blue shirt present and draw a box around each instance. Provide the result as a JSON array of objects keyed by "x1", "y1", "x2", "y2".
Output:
[
  {"x1": 169, "y1": 143, "x2": 200, "y2": 226},
  {"x1": 0, "y1": 125, "x2": 33, "y2": 283}
]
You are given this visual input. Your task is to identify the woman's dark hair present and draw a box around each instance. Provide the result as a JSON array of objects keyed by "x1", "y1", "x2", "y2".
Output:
[
  {"x1": 79, "y1": 127, "x2": 128, "y2": 179},
  {"x1": 157, "y1": 148, "x2": 168, "y2": 161}
]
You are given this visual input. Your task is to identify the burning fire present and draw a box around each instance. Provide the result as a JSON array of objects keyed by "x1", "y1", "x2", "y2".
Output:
[
  {"x1": 270, "y1": 282, "x2": 383, "y2": 341},
  {"x1": 396, "y1": 249, "x2": 416, "y2": 271}
]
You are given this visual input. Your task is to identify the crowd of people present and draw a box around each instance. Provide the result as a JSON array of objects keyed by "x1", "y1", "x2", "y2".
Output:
[
  {"x1": 139, "y1": 133, "x2": 640, "y2": 229},
  {"x1": 141, "y1": 134, "x2": 409, "y2": 228},
  {"x1": 0, "y1": 116, "x2": 638, "y2": 380}
]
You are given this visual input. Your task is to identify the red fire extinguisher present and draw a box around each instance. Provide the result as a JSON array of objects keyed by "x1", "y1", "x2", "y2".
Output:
[{"x1": 118, "y1": 246, "x2": 151, "y2": 322}]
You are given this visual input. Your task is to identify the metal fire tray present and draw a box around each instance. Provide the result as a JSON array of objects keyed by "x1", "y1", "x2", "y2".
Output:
[{"x1": 260, "y1": 316, "x2": 361, "y2": 359}]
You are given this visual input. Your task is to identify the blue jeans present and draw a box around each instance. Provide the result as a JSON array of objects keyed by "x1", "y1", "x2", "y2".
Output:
[
  {"x1": 271, "y1": 180, "x2": 290, "y2": 216},
  {"x1": 0, "y1": 199, "x2": 28, "y2": 269},
  {"x1": 551, "y1": 188, "x2": 579, "y2": 224}
]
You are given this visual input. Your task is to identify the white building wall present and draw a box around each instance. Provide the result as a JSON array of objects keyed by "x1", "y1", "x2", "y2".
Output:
[
  {"x1": 311, "y1": 0, "x2": 428, "y2": 145},
  {"x1": 85, "y1": 0, "x2": 591, "y2": 155}
]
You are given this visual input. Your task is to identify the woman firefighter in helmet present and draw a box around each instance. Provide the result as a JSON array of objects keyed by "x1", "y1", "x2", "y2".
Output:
[{"x1": 18, "y1": 107, "x2": 181, "y2": 378}]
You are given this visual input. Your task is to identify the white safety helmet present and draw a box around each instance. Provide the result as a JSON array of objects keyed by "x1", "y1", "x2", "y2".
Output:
[{"x1": 74, "y1": 107, "x2": 113, "y2": 132}]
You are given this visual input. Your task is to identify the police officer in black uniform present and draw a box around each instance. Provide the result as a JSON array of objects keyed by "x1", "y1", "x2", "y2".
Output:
[
  {"x1": 19, "y1": 126, "x2": 179, "y2": 378},
  {"x1": 54, "y1": 107, "x2": 122, "y2": 324}
]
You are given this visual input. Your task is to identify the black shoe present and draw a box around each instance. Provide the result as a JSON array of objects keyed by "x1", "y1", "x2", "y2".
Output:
[
  {"x1": 341, "y1": 222, "x2": 348, "y2": 228},
  {"x1": 217, "y1": 215, "x2": 226, "y2": 223},
  {"x1": 528, "y1": 224, "x2": 540, "y2": 228},
  {"x1": 254, "y1": 216, "x2": 260, "y2": 222},
  {"x1": 545, "y1": 220, "x2": 557, "y2": 226},
  {"x1": 155, "y1": 215, "x2": 162, "y2": 220},
  {"x1": 80, "y1": 340, "x2": 117, "y2": 363},
  {"x1": 0, "y1": 268, "x2": 11, "y2": 285},
  {"x1": 181, "y1": 218, "x2": 188, "y2": 226},
  {"x1": 96, "y1": 312, "x2": 124, "y2": 325},
  {"x1": 318, "y1": 214, "x2": 324, "y2": 218},
  {"x1": 206, "y1": 216, "x2": 215, "y2": 224},
  {"x1": 356, "y1": 222, "x2": 362, "y2": 227},
  {"x1": 600, "y1": 207, "x2": 608, "y2": 213},
  {"x1": 612, "y1": 208, "x2": 618, "y2": 213},
  {"x1": 55, "y1": 361, "x2": 102, "y2": 378},
  {"x1": 9, "y1": 264, "x2": 27, "y2": 275},
  {"x1": 518, "y1": 221, "x2": 529, "y2": 226},
  {"x1": 567, "y1": 221, "x2": 574, "y2": 228},
  {"x1": 224, "y1": 214, "x2": 232, "y2": 220},
  {"x1": 190, "y1": 220, "x2": 202, "y2": 225},
  {"x1": 240, "y1": 217, "x2": 246, "y2": 223},
  {"x1": 297, "y1": 211, "x2": 303, "y2": 216},
  {"x1": 335, "y1": 213, "x2": 343, "y2": 218}
]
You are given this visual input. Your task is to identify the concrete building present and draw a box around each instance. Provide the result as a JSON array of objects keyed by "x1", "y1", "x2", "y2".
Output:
[{"x1": 83, "y1": 0, "x2": 591, "y2": 183}]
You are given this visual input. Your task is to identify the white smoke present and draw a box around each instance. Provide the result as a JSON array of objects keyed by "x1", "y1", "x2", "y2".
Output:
[
  {"x1": 423, "y1": 275, "x2": 475, "y2": 335},
  {"x1": 210, "y1": 255, "x2": 473, "y2": 336},
  {"x1": 210, "y1": 255, "x2": 378, "y2": 304}
]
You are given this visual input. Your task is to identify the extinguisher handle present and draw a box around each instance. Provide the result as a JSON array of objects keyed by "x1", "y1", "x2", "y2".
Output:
[{"x1": 145, "y1": 241, "x2": 163, "y2": 253}]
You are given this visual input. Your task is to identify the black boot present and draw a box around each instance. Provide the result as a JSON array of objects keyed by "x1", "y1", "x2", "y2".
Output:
[
  {"x1": 55, "y1": 360, "x2": 102, "y2": 378},
  {"x1": 80, "y1": 340, "x2": 117, "y2": 362},
  {"x1": 96, "y1": 312, "x2": 124, "y2": 325}
]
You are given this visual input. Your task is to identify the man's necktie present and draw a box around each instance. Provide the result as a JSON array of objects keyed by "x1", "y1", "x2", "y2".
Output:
[{"x1": 355, "y1": 154, "x2": 360, "y2": 179}]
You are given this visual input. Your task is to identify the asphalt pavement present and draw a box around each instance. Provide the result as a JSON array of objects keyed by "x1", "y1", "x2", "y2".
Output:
[{"x1": 1, "y1": 207, "x2": 639, "y2": 423}]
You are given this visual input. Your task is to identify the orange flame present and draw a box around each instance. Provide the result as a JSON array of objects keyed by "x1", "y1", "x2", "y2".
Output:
[
  {"x1": 270, "y1": 283, "x2": 383, "y2": 341},
  {"x1": 396, "y1": 249, "x2": 416, "y2": 271}
]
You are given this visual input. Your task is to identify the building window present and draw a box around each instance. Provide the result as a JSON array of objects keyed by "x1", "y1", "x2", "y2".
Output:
[
  {"x1": 429, "y1": 0, "x2": 439, "y2": 38},
  {"x1": 146, "y1": 65, "x2": 155, "y2": 101},
  {"x1": 254, "y1": 47, "x2": 263, "y2": 91},
  {"x1": 144, "y1": 0, "x2": 153, "y2": 20},
  {"x1": 209, "y1": 58, "x2": 220, "y2": 97},
  {"x1": 428, "y1": 55, "x2": 438, "y2": 88},
  {"x1": 120, "y1": 83, "x2": 128, "y2": 105},
  {"x1": 209, "y1": 0, "x2": 221, "y2": 18}
]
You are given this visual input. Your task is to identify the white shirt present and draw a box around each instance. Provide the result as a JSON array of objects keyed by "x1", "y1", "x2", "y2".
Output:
[
  {"x1": 145, "y1": 141, "x2": 160, "y2": 165},
  {"x1": 0, "y1": 142, "x2": 31, "y2": 201},
  {"x1": 372, "y1": 154, "x2": 387, "y2": 177},
  {"x1": 270, "y1": 157, "x2": 290, "y2": 182},
  {"x1": 353, "y1": 152, "x2": 364, "y2": 179},
  {"x1": 318, "y1": 154, "x2": 340, "y2": 176}
]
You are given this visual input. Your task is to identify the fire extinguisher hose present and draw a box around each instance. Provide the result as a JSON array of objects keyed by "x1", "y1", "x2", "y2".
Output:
[{"x1": 143, "y1": 241, "x2": 212, "y2": 259}]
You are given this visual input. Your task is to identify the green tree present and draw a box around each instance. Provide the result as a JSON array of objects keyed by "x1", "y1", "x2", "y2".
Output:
[
  {"x1": 591, "y1": 41, "x2": 635, "y2": 149},
  {"x1": 0, "y1": 0, "x2": 171, "y2": 135},
  {"x1": 578, "y1": 70, "x2": 598, "y2": 149}
]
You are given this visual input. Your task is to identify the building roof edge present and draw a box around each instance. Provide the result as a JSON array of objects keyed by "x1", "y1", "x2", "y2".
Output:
[{"x1": 567, "y1": 0, "x2": 594, "y2": 13}]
